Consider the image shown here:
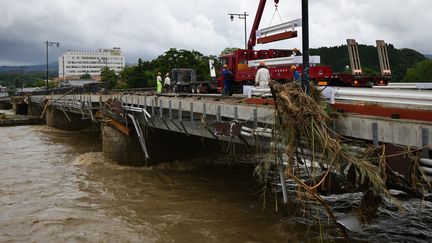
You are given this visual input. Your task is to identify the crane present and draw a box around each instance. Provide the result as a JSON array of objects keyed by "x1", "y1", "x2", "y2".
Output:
[
  {"x1": 247, "y1": 0, "x2": 300, "y2": 50},
  {"x1": 219, "y1": 0, "x2": 330, "y2": 93}
]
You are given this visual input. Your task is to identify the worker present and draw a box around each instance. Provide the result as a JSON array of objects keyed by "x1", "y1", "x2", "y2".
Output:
[
  {"x1": 255, "y1": 61, "x2": 270, "y2": 87},
  {"x1": 291, "y1": 65, "x2": 301, "y2": 82},
  {"x1": 292, "y1": 48, "x2": 302, "y2": 56},
  {"x1": 156, "y1": 72, "x2": 162, "y2": 93},
  {"x1": 222, "y1": 64, "x2": 233, "y2": 96},
  {"x1": 164, "y1": 73, "x2": 171, "y2": 93}
]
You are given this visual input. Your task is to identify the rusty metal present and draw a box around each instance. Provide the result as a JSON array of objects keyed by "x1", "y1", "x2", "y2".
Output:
[
  {"x1": 105, "y1": 98, "x2": 124, "y2": 115},
  {"x1": 214, "y1": 121, "x2": 242, "y2": 137},
  {"x1": 244, "y1": 98, "x2": 274, "y2": 105},
  {"x1": 331, "y1": 103, "x2": 432, "y2": 122},
  {"x1": 385, "y1": 144, "x2": 412, "y2": 179}
]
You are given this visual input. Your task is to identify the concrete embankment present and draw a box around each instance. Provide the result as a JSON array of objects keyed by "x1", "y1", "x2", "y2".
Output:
[{"x1": 0, "y1": 112, "x2": 44, "y2": 126}]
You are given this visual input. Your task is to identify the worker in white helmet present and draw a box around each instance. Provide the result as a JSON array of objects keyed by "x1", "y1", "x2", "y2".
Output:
[
  {"x1": 164, "y1": 73, "x2": 171, "y2": 92},
  {"x1": 255, "y1": 61, "x2": 270, "y2": 87}
]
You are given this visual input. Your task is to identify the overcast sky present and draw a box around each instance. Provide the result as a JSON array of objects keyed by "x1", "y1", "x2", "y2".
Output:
[{"x1": 0, "y1": 0, "x2": 431, "y2": 66}]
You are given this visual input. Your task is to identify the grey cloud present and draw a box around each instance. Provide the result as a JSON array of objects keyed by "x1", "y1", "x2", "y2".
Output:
[{"x1": 0, "y1": 0, "x2": 430, "y2": 66}]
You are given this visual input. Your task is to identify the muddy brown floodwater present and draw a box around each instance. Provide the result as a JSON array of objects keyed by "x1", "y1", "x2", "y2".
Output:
[
  {"x1": 1, "y1": 124, "x2": 431, "y2": 242},
  {"x1": 0, "y1": 125, "x2": 313, "y2": 242}
]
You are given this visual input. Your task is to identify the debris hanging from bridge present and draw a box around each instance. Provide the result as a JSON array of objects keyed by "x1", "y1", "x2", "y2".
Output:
[
  {"x1": 255, "y1": 81, "x2": 431, "y2": 238},
  {"x1": 270, "y1": 81, "x2": 389, "y2": 197}
]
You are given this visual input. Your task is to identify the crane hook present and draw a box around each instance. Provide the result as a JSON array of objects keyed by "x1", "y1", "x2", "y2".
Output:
[{"x1": 274, "y1": 0, "x2": 279, "y2": 7}]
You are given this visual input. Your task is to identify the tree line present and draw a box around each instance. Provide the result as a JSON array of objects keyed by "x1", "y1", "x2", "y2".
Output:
[
  {"x1": 1, "y1": 44, "x2": 430, "y2": 90},
  {"x1": 310, "y1": 44, "x2": 430, "y2": 82},
  {"x1": 0, "y1": 72, "x2": 55, "y2": 90},
  {"x1": 101, "y1": 48, "x2": 217, "y2": 89},
  {"x1": 104, "y1": 44, "x2": 431, "y2": 87}
]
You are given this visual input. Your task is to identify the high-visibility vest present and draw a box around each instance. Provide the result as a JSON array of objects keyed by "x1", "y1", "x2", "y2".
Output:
[{"x1": 157, "y1": 80, "x2": 162, "y2": 93}]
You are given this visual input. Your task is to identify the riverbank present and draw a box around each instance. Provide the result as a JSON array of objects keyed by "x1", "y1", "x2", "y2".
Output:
[{"x1": 0, "y1": 110, "x2": 44, "y2": 126}]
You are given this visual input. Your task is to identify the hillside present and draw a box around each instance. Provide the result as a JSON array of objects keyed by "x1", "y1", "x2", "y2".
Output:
[
  {"x1": 0, "y1": 62, "x2": 59, "y2": 74},
  {"x1": 0, "y1": 62, "x2": 59, "y2": 87},
  {"x1": 425, "y1": 54, "x2": 432, "y2": 60},
  {"x1": 310, "y1": 44, "x2": 427, "y2": 82}
]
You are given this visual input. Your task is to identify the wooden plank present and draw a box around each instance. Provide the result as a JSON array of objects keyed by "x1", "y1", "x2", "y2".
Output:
[
  {"x1": 97, "y1": 111, "x2": 132, "y2": 136},
  {"x1": 107, "y1": 118, "x2": 132, "y2": 136}
]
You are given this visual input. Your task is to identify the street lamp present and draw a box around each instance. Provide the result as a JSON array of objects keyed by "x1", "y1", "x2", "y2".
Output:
[
  {"x1": 45, "y1": 41, "x2": 60, "y2": 94},
  {"x1": 228, "y1": 12, "x2": 249, "y2": 50}
]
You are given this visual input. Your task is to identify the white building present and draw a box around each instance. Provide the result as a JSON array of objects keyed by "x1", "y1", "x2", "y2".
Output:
[
  {"x1": 59, "y1": 47, "x2": 125, "y2": 79},
  {"x1": 0, "y1": 85, "x2": 10, "y2": 97}
]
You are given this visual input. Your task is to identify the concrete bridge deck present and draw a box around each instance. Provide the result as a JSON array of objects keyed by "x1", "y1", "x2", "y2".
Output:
[{"x1": 29, "y1": 93, "x2": 432, "y2": 149}]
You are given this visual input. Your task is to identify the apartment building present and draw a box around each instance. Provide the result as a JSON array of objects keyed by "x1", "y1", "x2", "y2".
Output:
[{"x1": 59, "y1": 47, "x2": 125, "y2": 79}]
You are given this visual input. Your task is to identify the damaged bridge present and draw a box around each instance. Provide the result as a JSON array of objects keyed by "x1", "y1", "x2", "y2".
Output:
[{"x1": 28, "y1": 90, "x2": 432, "y2": 177}]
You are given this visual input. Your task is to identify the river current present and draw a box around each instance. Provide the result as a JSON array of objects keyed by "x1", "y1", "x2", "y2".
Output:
[{"x1": 0, "y1": 123, "x2": 431, "y2": 242}]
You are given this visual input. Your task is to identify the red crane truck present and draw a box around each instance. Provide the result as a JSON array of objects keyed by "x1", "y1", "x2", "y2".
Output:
[
  {"x1": 218, "y1": 0, "x2": 332, "y2": 93},
  {"x1": 219, "y1": 0, "x2": 390, "y2": 92}
]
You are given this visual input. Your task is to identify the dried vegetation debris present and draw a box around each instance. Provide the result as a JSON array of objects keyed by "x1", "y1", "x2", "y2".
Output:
[{"x1": 255, "y1": 81, "x2": 431, "y2": 238}]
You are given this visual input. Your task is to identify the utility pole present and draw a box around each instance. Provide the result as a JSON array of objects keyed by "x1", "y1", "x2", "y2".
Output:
[
  {"x1": 229, "y1": 12, "x2": 249, "y2": 50},
  {"x1": 45, "y1": 41, "x2": 60, "y2": 94},
  {"x1": 301, "y1": 0, "x2": 310, "y2": 95},
  {"x1": 20, "y1": 66, "x2": 24, "y2": 93},
  {"x1": 105, "y1": 57, "x2": 108, "y2": 80},
  {"x1": 62, "y1": 55, "x2": 65, "y2": 82}
]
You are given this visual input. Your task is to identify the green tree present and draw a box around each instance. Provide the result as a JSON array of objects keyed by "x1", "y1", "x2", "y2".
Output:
[
  {"x1": 402, "y1": 60, "x2": 432, "y2": 83},
  {"x1": 144, "y1": 71, "x2": 156, "y2": 87},
  {"x1": 119, "y1": 59, "x2": 157, "y2": 88},
  {"x1": 119, "y1": 65, "x2": 134, "y2": 83},
  {"x1": 100, "y1": 67, "x2": 118, "y2": 89},
  {"x1": 0, "y1": 72, "x2": 49, "y2": 88},
  {"x1": 34, "y1": 79, "x2": 46, "y2": 87},
  {"x1": 128, "y1": 58, "x2": 148, "y2": 88},
  {"x1": 152, "y1": 48, "x2": 213, "y2": 81},
  {"x1": 114, "y1": 82, "x2": 129, "y2": 89},
  {"x1": 34, "y1": 79, "x2": 56, "y2": 88},
  {"x1": 220, "y1": 47, "x2": 240, "y2": 55},
  {"x1": 118, "y1": 49, "x2": 218, "y2": 86},
  {"x1": 362, "y1": 67, "x2": 379, "y2": 76},
  {"x1": 80, "y1": 72, "x2": 91, "y2": 79}
]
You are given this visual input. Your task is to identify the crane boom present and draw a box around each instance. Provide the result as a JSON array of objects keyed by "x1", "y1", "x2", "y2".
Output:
[
  {"x1": 247, "y1": 0, "x2": 280, "y2": 50},
  {"x1": 247, "y1": 0, "x2": 267, "y2": 50}
]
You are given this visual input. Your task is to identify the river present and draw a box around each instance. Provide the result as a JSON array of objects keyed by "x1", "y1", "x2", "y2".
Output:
[{"x1": 0, "y1": 123, "x2": 431, "y2": 242}]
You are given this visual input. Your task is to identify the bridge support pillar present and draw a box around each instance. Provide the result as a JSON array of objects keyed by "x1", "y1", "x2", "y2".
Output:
[
  {"x1": 101, "y1": 124, "x2": 145, "y2": 166},
  {"x1": 101, "y1": 122, "x2": 227, "y2": 166},
  {"x1": 45, "y1": 106, "x2": 92, "y2": 131},
  {"x1": 27, "y1": 99, "x2": 43, "y2": 116},
  {"x1": 0, "y1": 101, "x2": 12, "y2": 110},
  {"x1": 10, "y1": 96, "x2": 27, "y2": 115}
]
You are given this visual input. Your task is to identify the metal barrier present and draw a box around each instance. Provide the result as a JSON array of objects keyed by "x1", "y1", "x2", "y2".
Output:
[{"x1": 323, "y1": 87, "x2": 432, "y2": 107}]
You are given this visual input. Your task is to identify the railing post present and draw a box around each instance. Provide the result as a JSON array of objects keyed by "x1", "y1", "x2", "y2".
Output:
[{"x1": 372, "y1": 122, "x2": 379, "y2": 146}]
